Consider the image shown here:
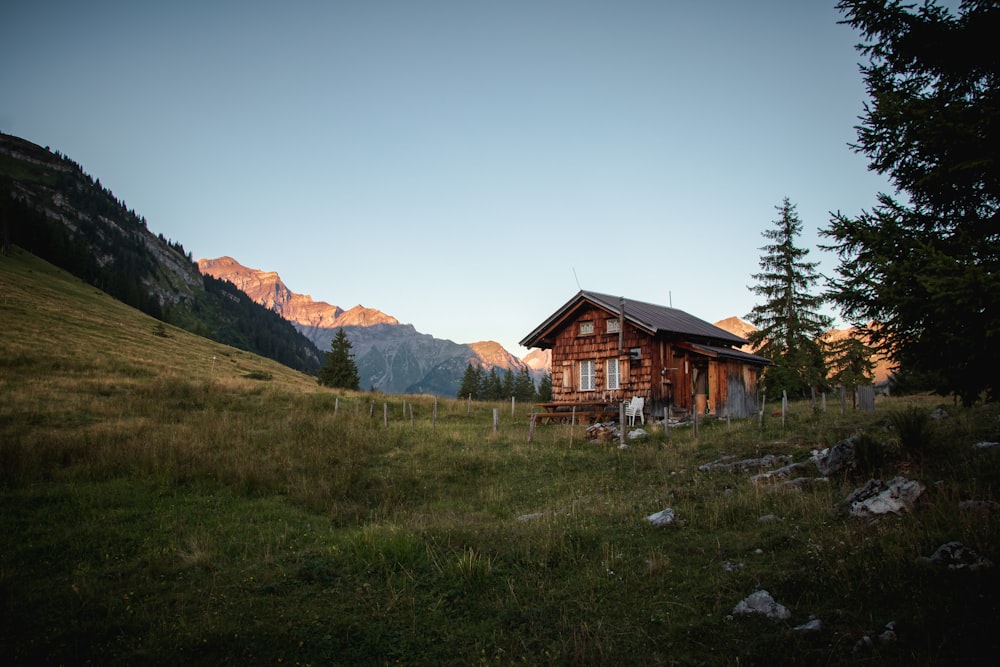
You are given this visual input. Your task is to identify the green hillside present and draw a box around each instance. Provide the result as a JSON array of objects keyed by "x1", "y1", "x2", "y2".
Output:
[{"x1": 0, "y1": 247, "x2": 318, "y2": 389}]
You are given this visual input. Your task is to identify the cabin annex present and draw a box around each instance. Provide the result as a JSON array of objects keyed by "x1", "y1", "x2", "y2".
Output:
[{"x1": 520, "y1": 291, "x2": 770, "y2": 420}]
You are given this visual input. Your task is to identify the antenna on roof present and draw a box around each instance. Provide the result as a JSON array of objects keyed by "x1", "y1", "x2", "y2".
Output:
[
  {"x1": 572, "y1": 267, "x2": 582, "y2": 291},
  {"x1": 669, "y1": 290, "x2": 673, "y2": 307}
]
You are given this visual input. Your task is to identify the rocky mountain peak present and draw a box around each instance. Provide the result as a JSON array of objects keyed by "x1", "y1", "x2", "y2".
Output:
[{"x1": 197, "y1": 257, "x2": 398, "y2": 329}]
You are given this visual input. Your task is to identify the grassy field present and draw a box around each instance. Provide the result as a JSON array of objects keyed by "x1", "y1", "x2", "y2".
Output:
[{"x1": 2, "y1": 247, "x2": 999, "y2": 666}]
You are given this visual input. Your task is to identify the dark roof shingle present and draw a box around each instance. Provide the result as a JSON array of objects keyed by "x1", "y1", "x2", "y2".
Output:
[{"x1": 520, "y1": 290, "x2": 749, "y2": 349}]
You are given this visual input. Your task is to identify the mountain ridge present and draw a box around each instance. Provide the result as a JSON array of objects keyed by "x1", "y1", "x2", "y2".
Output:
[{"x1": 198, "y1": 256, "x2": 532, "y2": 395}]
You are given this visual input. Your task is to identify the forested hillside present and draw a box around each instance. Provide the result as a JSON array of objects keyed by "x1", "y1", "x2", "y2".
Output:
[{"x1": 0, "y1": 132, "x2": 320, "y2": 374}]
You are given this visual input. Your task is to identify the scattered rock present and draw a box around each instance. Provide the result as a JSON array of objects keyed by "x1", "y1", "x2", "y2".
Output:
[
  {"x1": 844, "y1": 476, "x2": 925, "y2": 517},
  {"x1": 811, "y1": 437, "x2": 857, "y2": 476},
  {"x1": 793, "y1": 617, "x2": 822, "y2": 632},
  {"x1": 647, "y1": 508, "x2": 677, "y2": 527},
  {"x1": 779, "y1": 476, "x2": 830, "y2": 491},
  {"x1": 958, "y1": 499, "x2": 1000, "y2": 513},
  {"x1": 917, "y1": 541, "x2": 993, "y2": 570},
  {"x1": 973, "y1": 441, "x2": 1000, "y2": 450},
  {"x1": 930, "y1": 408, "x2": 949, "y2": 419},
  {"x1": 855, "y1": 622, "x2": 898, "y2": 653},
  {"x1": 517, "y1": 513, "x2": 544, "y2": 522},
  {"x1": 732, "y1": 590, "x2": 790, "y2": 621},
  {"x1": 758, "y1": 514, "x2": 782, "y2": 524},
  {"x1": 879, "y1": 621, "x2": 898, "y2": 643},
  {"x1": 721, "y1": 560, "x2": 745, "y2": 572},
  {"x1": 628, "y1": 428, "x2": 648, "y2": 440},
  {"x1": 699, "y1": 454, "x2": 792, "y2": 473},
  {"x1": 750, "y1": 461, "x2": 810, "y2": 484}
]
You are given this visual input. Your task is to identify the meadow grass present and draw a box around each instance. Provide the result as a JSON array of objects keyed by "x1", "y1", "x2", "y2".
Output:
[{"x1": 2, "y1": 248, "x2": 1000, "y2": 665}]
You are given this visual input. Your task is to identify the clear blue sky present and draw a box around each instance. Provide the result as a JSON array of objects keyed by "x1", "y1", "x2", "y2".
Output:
[{"x1": 2, "y1": 0, "x2": 892, "y2": 357}]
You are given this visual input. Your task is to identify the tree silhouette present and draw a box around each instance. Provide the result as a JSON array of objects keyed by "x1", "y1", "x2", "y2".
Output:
[
  {"x1": 317, "y1": 328, "x2": 360, "y2": 390},
  {"x1": 824, "y1": 0, "x2": 1000, "y2": 405},
  {"x1": 747, "y1": 198, "x2": 832, "y2": 398}
]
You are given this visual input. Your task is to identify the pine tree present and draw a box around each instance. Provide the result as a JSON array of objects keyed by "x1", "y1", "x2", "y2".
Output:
[
  {"x1": 747, "y1": 198, "x2": 832, "y2": 399},
  {"x1": 457, "y1": 363, "x2": 483, "y2": 400},
  {"x1": 537, "y1": 371, "x2": 553, "y2": 402},
  {"x1": 483, "y1": 368, "x2": 503, "y2": 400},
  {"x1": 317, "y1": 328, "x2": 360, "y2": 390},
  {"x1": 501, "y1": 369, "x2": 515, "y2": 399},
  {"x1": 513, "y1": 366, "x2": 538, "y2": 403},
  {"x1": 826, "y1": 332, "x2": 876, "y2": 392},
  {"x1": 824, "y1": 0, "x2": 999, "y2": 405}
]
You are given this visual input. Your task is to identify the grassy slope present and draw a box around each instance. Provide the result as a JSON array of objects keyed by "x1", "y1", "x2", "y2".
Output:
[{"x1": 2, "y1": 247, "x2": 1000, "y2": 666}]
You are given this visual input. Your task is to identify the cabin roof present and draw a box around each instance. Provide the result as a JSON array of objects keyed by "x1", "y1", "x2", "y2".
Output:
[
  {"x1": 520, "y1": 290, "x2": 750, "y2": 350},
  {"x1": 675, "y1": 341, "x2": 772, "y2": 366}
]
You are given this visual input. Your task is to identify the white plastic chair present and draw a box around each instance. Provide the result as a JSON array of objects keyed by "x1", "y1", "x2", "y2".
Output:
[{"x1": 625, "y1": 396, "x2": 644, "y2": 426}]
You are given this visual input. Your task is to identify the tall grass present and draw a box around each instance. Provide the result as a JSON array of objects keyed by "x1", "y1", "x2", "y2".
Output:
[{"x1": 3, "y1": 250, "x2": 1000, "y2": 665}]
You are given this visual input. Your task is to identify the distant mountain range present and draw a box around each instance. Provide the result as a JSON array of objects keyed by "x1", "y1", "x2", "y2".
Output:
[{"x1": 197, "y1": 257, "x2": 532, "y2": 395}]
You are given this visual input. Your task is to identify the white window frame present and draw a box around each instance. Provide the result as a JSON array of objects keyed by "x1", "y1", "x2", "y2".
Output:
[
  {"x1": 606, "y1": 319, "x2": 620, "y2": 334},
  {"x1": 579, "y1": 360, "x2": 595, "y2": 391},
  {"x1": 606, "y1": 358, "x2": 620, "y2": 390},
  {"x1": 579, "y1": 321, "x2": 594, "y2": 335}
]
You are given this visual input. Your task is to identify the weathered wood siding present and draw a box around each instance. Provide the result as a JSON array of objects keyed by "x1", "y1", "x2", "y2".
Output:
[
  {"x1": 721, "y1": 361, "x2": 760, "y2": 418},
  {"x1": 550, "y1": 305, "x2": 650, "y2": 405}
]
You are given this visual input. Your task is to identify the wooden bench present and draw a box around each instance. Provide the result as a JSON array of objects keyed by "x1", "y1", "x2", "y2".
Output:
[
  {"x1": 534, "y1": 411, "x2": 595, "y2": 424},
  {"x1": 533, "y1": 409, "x2": 614, "y2": 425}
]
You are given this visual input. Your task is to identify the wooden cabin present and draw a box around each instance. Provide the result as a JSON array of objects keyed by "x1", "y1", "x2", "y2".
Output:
[{"x1": 520, "y1": 291, "x2": 770, "y2": 420}]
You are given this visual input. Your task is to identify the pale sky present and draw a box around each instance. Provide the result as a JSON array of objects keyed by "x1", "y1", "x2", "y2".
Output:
[{"x1": 2, "y1": 1, "x2": 892, "y2": 357}]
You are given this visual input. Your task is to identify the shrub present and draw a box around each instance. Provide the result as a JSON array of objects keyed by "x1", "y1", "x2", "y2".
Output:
[
  {"x1": 888, "y1": 406, "x2": 932, "y2": 459},
  {"x1": 852, "y1": 432, "x2": 888, "y2": 476}
]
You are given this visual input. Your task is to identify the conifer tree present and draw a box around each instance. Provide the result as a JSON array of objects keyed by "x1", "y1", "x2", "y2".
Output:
[
  {"x1": 483, "y1": 368, "x2": 503, "y2": 400},
  {"x1": 826, "y1": 332, "x2": 877, "y2": 393},
  {"x1": 537, "y1": 371, "x2": 553, "y2": 402},
  {"x1": 747, "y1": 198, "x2": 832, "y2": 398},
  {"x1": 317, "y1": 328, "x2": 360, "y2": 390},
  {"x1": 823, "y1": 0, "x2": 999, "y2": 405},
  {"x1": 457, "y1": 362, "x2": 483, "y2": 400},
  {"x1": 501, "y1": 369, "x2": 515, "y2": 399},
  {"x1": 513, "y1": 366, "x2": 538, "y2": 403}
]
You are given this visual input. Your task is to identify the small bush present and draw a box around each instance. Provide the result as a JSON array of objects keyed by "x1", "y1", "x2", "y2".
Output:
[
  {"x1": 888, "y1": 406, "x2": 932, "y2": 458},
  {"x1": 243, "y1": 370, "x2": 273, "y2": 381},
  {"x1": 852, "y1": 432, "x2": 889, "y2": 475}
]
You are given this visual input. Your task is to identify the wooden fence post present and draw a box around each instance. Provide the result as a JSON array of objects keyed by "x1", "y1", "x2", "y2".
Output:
[
  {"x1": 492, "y1": 408, "x2": 499, "y2": 435},
  {"x1": 433, "y1": 397, "x2": 438, "y2": 432},
  {"x1": 528, "y1": 413, "x2": 536, "y2": 444},
  {"x1": 383, "y1": 402, "x2": 388, "y2": 428},
  {"x1": 781, "y1": 391, "x2": 788, "y2": 428},
  {"x1": 619, "y1": 402, "x2": 626, "y2": 448}
]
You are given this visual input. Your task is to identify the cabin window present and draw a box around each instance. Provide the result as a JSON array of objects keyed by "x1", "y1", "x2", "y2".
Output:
[
  {"x1": 606, "y1": 319, "x2": 620, "y2": 334},
  {"x1": 630, "y1": 347, "x2": 642, "y2": 360},
  {"x1": 579, "y1": 360, "x2": 595, "y2": 391},
  {"x1": 606, "y1": 358, "x2": 620, "y2": 390},
  {"x1": 579, "y1": 321, "x2": 594, "y2": 335}
]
